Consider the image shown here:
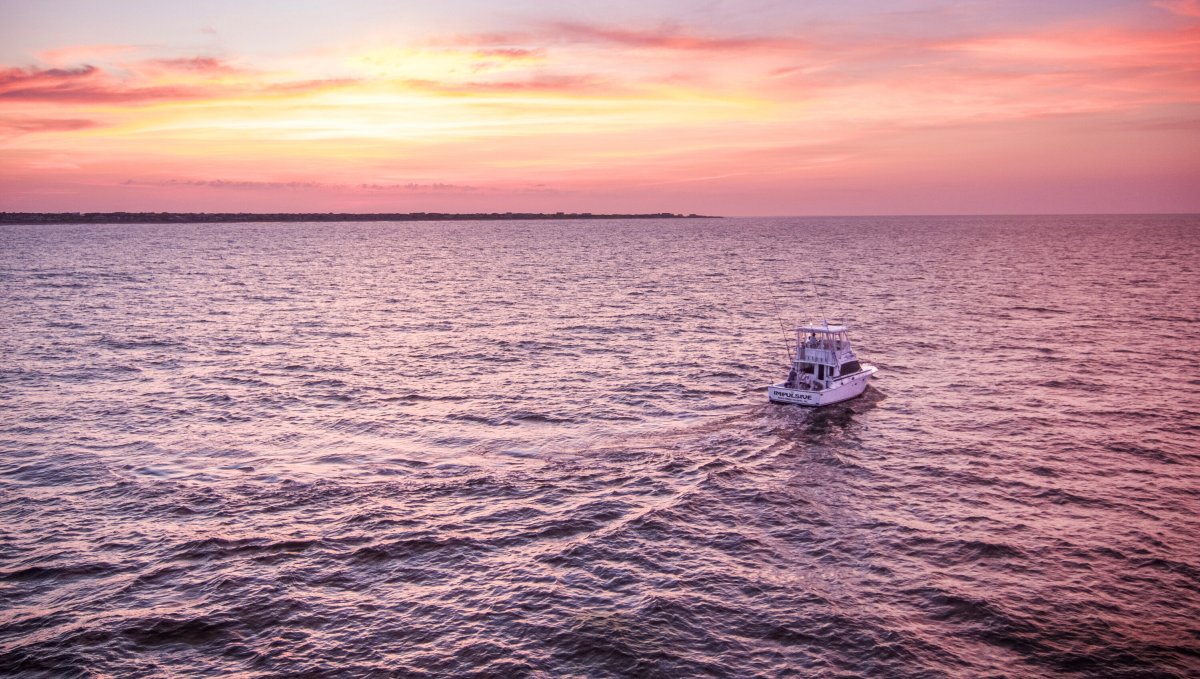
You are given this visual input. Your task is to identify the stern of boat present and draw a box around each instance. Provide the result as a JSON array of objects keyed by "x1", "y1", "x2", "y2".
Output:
[
  {"x1": 768, "y1": 364, "x2": 876, "y2": 407},
  {"x1": 767, "y1": 384, "x2": 820, "y2": 406}
]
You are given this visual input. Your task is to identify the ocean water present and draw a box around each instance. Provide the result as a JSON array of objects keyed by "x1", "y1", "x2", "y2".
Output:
[{"x1": 1, "y1": 215, "x2": 1198, "y2": 677}]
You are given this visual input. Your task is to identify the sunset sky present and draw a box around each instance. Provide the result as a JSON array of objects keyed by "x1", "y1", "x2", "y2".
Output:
[{"x1": 2, "y1": 0, "x2": 1198, "y2": 215}]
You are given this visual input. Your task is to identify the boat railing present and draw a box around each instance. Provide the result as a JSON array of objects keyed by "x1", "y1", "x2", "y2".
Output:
[{"x1": 797, "y1": 348, "x2": 836, "y2": 364}]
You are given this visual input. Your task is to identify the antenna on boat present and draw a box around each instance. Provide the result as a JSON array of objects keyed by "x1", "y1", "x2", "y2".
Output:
[
  {"x1": 767, "y1": 286, "x2": 795, "y2": 364},
  {"x1": 810, "y1": 278, "x2": 829, "y2": 326}
]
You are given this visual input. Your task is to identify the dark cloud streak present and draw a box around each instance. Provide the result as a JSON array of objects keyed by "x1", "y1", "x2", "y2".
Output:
[
  {"x1": 140, "y1": 57, "x2": 241, "y2": 73},
  {"x1": 543, "y1": 21, "x2": 805, "y2": 51},
  {"x1": 0, "y1": 116, "x2": 101, "y2": 133},
  {"x1": 0, "y1": 63, "x2": 203, "y2": 102},
  {"x1": 0, "y1": 62, "x2": 359, "y2": 103}
]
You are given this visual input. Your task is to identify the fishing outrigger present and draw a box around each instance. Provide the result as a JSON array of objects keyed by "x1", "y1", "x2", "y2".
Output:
[{"x1": 767, "y1": 322, "x2": 876, "y2": 406}]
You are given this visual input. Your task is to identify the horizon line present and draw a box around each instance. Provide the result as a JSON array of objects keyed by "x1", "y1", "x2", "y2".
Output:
[{"x1": 3, "y1": 210, "x2": 1198, "y2": 221}]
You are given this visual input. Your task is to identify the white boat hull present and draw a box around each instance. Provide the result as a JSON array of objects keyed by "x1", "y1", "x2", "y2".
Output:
[{"x1": 767, "y1": 365, "x2": 876, "y2": 407}]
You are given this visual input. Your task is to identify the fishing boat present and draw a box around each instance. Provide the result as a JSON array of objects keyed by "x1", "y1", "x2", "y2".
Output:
[{"x1": 767, "y1": 322, "x2": 876, "y2": 406}]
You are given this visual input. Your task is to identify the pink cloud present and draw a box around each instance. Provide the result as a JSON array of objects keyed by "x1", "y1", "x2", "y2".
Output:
[
  {"x1": 403, "y1": 73, "x2": 615, "y2": 95},
  {"x1": 939, "y1": 25, "x2": 1200, "y2": 65},
  {"x1": 1155, "y1": 0, "x2": 1200, "y2": 18},
  {"x1": 440, "y1": 23, "x2": 805, "y2": 53},
  {"x1": 472, "y1": 48, "x2": 544, "y2": 60},
  {"x1": 37, "y1": 44, "x2": 139, "y2": 66}
]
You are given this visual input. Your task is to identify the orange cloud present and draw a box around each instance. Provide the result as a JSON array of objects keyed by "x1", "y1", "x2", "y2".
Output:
[
  {"x1": 124, "y1": 178, "x2": 480, "y2": 192},
  {"x1": 37, "y1": 44, "x2": 139, "y2": 66},
  {"x1": 402, "y1": 73, "x2": 616, "y2": 96},
  {"x1": 260, "y1": 78, "x2": 360, "y2": 95}
]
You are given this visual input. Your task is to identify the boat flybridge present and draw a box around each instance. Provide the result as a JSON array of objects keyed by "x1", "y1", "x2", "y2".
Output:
[{"x1": 767, "y1": 322, "x2": 876, "y2": 406}]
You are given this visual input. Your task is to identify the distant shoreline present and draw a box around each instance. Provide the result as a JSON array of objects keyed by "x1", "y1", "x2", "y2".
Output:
[{"x1": 0, "y1": 212, "x2": 719, "y2": 225}]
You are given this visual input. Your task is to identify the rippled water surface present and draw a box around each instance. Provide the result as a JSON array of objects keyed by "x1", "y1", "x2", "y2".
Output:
[{"x1": 2, "y1": 215, "x2": 1199, "y2": 677}]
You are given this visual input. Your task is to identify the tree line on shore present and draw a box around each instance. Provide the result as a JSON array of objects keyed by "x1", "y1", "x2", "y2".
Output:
[{"x1": 1, "y1": 211, "x2": 716, "y2": 225}]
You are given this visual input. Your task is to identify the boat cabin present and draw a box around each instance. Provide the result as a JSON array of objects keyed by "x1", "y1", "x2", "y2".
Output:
[{"x1": 784, "y1": 324, "x2": 864, "y2": 389}]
